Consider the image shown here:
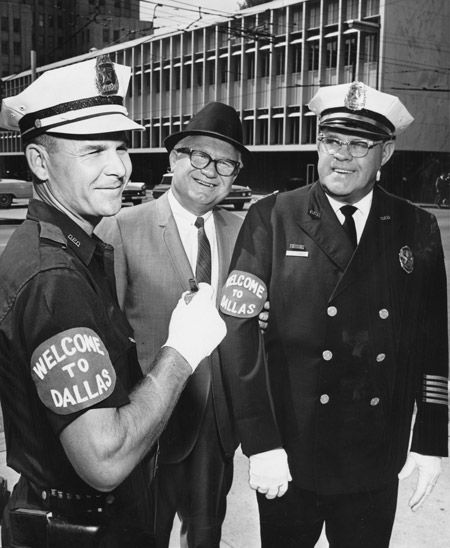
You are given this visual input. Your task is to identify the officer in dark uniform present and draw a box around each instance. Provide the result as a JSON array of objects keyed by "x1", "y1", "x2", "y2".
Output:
[
  {"x1": 0, "y1": 56, "x2": 226, "y2": 547},
  {"x1": 219, "y1": 82, "x2": 448, "y2": 547}
]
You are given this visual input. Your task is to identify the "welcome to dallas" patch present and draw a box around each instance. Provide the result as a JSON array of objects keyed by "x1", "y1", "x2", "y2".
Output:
[
  {"x1": 31, "y1": 327, "x2": 116, "y2": 415},
  {"x1": 220, "y1": 270, "x2": 267, "y2": 318}
]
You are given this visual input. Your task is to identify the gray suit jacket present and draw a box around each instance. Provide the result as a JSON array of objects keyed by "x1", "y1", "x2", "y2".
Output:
[{"x1": 97, "y1": 193, "x2": 243, "y2": 462}]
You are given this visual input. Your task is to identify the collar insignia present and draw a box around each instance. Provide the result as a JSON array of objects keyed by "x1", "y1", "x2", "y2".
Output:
[
  {"x1": 96, "y1": 55, "x2": 119, "y2": 96},
  {"x1": 308, "y1": 208, "x2": 321, "y2": 218},
  {"x1": 344, "y1": 81, "x2": 367, "y2": 111},
  {"x1": 399, "y1": 245, "x2": 414, "y2": 274}
]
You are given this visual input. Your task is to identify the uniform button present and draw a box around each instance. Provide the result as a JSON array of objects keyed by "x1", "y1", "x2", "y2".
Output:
[
  {"x1": 370, "y1": 397, "x2": 380, "y2": 406},
  {"x1": 379, "y1": 308, "x2": 389, "y2": 319},
  {"x1": 322, "y1": 350, "x2": 333, "y2": 361},
  {"x1": 376, "y1": 353, "x2": 386, "y2": 362},
  {"x1": 327, "y1": 306, "x2": 337, "y2": 317},
  {"x1": 320, "y1": 394, "x2": 330, "y2": 404}
]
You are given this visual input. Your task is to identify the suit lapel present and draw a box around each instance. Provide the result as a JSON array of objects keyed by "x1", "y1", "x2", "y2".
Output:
[
  {"x1": 297, "y1": 182, "x2": 354, "y2": 271},
  {"x1": 157, "y1": 194, "x2": 194, "y2": 291}
]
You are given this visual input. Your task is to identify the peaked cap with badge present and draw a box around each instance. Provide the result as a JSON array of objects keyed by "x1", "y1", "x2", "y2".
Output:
[
  {"x1": 308, "y1": 81, "x2": 414, "y2": 139},
  {"x1": 164, "y1": 101, "x2": 250, "y2": 162},
  {"x1": 0, "y1": 55, "x2": 143, "y2": 140}
]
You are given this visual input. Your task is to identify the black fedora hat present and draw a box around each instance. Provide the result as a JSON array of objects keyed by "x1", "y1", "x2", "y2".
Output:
[{"x1": 164, "y1": 102, "x2": 250, "y2": 161}]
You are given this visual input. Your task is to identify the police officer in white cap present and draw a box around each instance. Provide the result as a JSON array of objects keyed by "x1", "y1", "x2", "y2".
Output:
[
  {"x1": 219, "y1": 81, "x2": 448, "y2": 547},
  {"x1": 0, "y1": 55, "x2": 226, "y2": 547}
]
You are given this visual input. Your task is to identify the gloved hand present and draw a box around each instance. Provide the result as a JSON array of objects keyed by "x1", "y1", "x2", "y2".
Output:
[
  {"x1": 249, "y1": 448, "x2": 292, "y2": 499},
  {"x1": 398, "y1": 451, "x2": 442, "y2": 512},
  {"x1": 164, "y1": 283, "x2": 226, "y2": 371}
]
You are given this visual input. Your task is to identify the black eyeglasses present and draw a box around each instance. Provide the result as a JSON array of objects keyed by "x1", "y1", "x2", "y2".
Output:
[
  {"x1": 175, "y1": 147, "x2": 241, "y2": 177},
  {"x1": 317, "y1": 133, "x2": 384, "y2": 158}
]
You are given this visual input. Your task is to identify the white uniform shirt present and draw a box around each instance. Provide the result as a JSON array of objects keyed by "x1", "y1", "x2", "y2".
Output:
[{"x1": 326, "y1": 190, "x2": 373, "y2": 244}]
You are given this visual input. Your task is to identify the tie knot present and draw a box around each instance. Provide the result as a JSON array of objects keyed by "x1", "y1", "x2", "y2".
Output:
[
  {"x1": 340, "y1": 205, "x2": 357, "y2": 219},
  {"x1": 195, "y1": 216, "x2": 205, "y2": 229}
]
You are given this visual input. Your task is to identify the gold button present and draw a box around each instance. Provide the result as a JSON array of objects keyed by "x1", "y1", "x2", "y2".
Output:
[
  {"x1": 327, "y1": 306, "x2": 337, "y2": 317},
  {"x1": 376, "y1": 353, "x2": 386, "y2": 362},
  {"x1": 370, "y1": 397, "x2": 380, "y2": 406},
  {"x1": 322, "y1": 350, "x2": 333, "y2": 361},
  {"x1": 379, "y1": 309, "x2": 389, "y2": 319},
  {"x1": 320, "y1": 394, "x2": 330, "y2": 404}
]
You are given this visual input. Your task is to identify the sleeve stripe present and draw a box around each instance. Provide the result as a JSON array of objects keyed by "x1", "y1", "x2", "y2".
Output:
[
  {"x1": 423, "y1": 380, "x2": 448, "y2": 388},
  {"x1": 424, "y1": 374, "x2": 448, "y2": 382},
  {"x1": 424, "y1": 387, "x2": 448, "y2": 395},
  {"x1": 423, "y1": 397, "x2": 448, "y2": 406}
]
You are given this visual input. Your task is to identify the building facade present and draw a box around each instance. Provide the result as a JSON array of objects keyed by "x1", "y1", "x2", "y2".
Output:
[
  {"x1": 1, "y1": 0, "x2": 449, "y2": 199},
  {"x1": 0, "y1": 0, "x2": 150, "y2": 77}
]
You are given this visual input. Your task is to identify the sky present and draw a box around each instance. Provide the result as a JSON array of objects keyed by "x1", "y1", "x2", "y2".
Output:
[{"x1": 139, "y1": 0, "x2": 243, "y2": 34}]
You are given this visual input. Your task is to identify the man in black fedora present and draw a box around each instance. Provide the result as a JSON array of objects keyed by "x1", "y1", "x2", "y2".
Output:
[{"x1": 98, "y1": 102, "x2": 252, "y2": 547}]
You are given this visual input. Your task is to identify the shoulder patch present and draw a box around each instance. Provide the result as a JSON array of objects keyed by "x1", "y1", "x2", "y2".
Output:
[
  {"x1": 220, "y1": 270, "x2": 267, "y2": 318},
  {"x1": 31, "y1": 327, "x2": 116, "y2": 415}
]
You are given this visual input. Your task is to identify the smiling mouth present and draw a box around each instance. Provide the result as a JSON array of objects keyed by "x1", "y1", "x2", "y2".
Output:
[
  {"x1": 332, "y1": 167, "x2": 354, "y2": 175},
  {"x1": 195, "y1": 178, "x2": 217, "y2": 189}
]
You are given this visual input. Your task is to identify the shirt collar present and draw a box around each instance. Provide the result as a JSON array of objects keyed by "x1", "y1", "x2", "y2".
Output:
[
  {"x1": 27, "y1": 199, "x2": 98, "y2": 265},
  {"x1": 168, "y1": 188, "x2": 213, "y2": 225},
  {"x1": 326, "y1": 190, "x2": 373, "y2": 216}
]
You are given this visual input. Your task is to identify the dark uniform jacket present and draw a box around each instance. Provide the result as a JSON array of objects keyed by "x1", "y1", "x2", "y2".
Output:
[
  {"x1": 220, "y1": 183, "x2": 448, "y2": 495},
  {"x1": 0, "y1": 200, "x2": 152, "y2": 535}
]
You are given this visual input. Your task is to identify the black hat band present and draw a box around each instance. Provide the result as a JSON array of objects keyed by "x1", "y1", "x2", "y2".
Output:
[{"x1": 19, "y1": 95, "x2": 123, "y2": 136}]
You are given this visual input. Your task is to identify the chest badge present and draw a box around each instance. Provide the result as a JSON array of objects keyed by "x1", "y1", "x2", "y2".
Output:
[{"x1": 399, "y1": 245, "x2": 414, "y2": 274}]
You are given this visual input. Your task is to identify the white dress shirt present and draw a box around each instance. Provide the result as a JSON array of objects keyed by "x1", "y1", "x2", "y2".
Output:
[
  {"x1": 326, "y1": 191, "x2": 373, "y2": 244},
  {"x1": 168, "y1": 189, "x2": 219, "y2": 300}
]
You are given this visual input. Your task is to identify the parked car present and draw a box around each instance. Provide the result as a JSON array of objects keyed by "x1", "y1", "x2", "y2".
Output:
[
  {"x1": 122, "y1": 181, "x2": 147, "y2": 205},
  {"x1": 0, "y1": 178, "x2": 33, "y2": 208},
  {"x1": 152, "y1": 173, "x2": 252, "y2": 210}
]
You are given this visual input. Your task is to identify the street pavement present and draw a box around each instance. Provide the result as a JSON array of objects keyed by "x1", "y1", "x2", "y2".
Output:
[{"x1": 0, "y1": 199, "x2": 449, "y2": 547}]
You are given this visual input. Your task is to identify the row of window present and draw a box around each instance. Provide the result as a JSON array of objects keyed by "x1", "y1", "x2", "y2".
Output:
[
  {"x1": 127, "y1": 112, "x2": 316, "y2": 149},
  {"x1": 1, "y1": 41, "x2": 21, "y2": 56},
  {"x1": 1, "y1": 17, "x2": 20, "y2": 33},
  {"x1": 132, "y1": 35, "x2": 376, "y2": 94}
]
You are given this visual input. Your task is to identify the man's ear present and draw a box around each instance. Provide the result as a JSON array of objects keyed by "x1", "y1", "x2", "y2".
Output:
[
  {"x1": 381, "y1": 140, "x2": 395, "y2": 167},
  {"x1": 168, "y1": 149, "x2": 178, "y2": 172},
  {"x1": 25, "y1": 143, "x2": 49, "y2": 182}
]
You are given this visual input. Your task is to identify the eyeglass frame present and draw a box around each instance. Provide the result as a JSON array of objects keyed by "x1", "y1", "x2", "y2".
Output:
[
  {"x1": 175, "y1": 147, "x2": 242, "y2": 177},
  {"x1": 317, "y1": 133, "x2": 386, "y2": 158}
]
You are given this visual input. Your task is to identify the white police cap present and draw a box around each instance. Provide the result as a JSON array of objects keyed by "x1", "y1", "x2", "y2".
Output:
[
  {"x1": 308, "y1": 81, "x2": 414, "y2": 139},
  {"x1": 0, "y1": 55, "x2": 144, "y2": 139}
]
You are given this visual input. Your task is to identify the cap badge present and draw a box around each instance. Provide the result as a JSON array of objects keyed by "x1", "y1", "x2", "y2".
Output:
[
  {"x1": 399, "y1": 245, "x2": 414, "y2": 274},
  {"x1": 96, "y1": 55, "x2": 119, "y2": 96},
  {"x1": 344, "y1": 81, "x2": 367, "y2": 111}
]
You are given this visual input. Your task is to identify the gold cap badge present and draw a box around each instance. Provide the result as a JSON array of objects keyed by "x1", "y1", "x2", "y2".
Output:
[{"x1": 344, "y1": 81, "x2": 367, "y2": 111}]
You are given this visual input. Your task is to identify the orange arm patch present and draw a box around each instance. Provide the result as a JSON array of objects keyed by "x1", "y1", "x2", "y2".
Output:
[
  {"x1": 220, "y1": 270, "x2": 267, "y2": 318},
  {"x1": 31, "y1": 327, "x2": 117, "y2": 415}
]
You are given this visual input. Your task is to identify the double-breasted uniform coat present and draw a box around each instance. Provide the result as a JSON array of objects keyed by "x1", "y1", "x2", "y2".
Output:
[{"x1": 220, "y1": 182, "x2": 448, "y2": 495}]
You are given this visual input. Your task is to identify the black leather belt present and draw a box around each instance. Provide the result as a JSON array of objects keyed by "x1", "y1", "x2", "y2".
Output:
[{"x1": 33, "y1": 485, "x2": 116, "y2": 522}]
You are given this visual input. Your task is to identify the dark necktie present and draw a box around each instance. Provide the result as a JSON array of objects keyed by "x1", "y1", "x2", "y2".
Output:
[
  {"x1": 340, "y1": 205, "x2": 358, "y2": 249},
  {"x1": 194, "y1": 216, "x2": 211, "y2": 284}
]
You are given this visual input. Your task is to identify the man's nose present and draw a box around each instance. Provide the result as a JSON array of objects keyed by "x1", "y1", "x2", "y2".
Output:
[
  {"x1": 201, "y1": 160, "x2": 218, "y2": 178},
  {"x1": 334, "y1": 143, "x2": 353, "y2": 160},
  {"x1": 106, "y1": 151, "x2": 129, "y2": 177}
]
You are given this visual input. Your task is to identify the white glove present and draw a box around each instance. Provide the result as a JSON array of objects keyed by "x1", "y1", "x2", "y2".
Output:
[
  {"x1": 164, "y1": 283, "x2": 226, "y2": 371},
  {"x1": 249, "y1": 448, "x2": 292, "y2": 499},
  {"x1": 398, "y1": 451, "x2": 442, "y2": 512}
]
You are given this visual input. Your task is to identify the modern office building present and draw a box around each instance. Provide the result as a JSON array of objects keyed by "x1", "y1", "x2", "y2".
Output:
[
  {"x1": 0, "y1": 0, "x2": 150, "y2": 76},
  {"x1": 1, "y1": 0, "x2": 449, "y2": 199}
]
